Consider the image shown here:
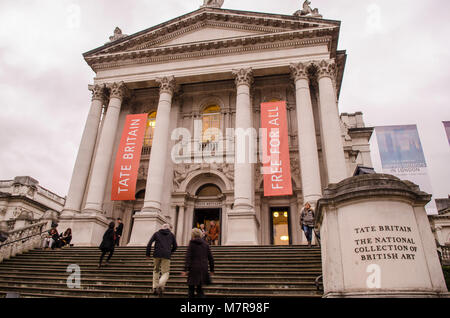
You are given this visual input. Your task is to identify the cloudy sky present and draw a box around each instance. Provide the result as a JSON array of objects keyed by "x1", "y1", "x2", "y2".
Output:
[{"x1": 0, "y1": 0, "x2": 449, "y2": 205}]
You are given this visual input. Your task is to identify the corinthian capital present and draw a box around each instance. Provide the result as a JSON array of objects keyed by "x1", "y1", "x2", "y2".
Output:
[
  {"x1": 232, "y1": 68, "x2": 254, "y2": 87},
  {"x1": 156, "y1": 76, "x2": 176, "y2": 95},
  {"x1": 88, "y1": 84, "x2": 107, "y2": 102},
  {"x1": 108, "y1": 82, "x2": 130, "y2": 101},
  {"x1": 290, "y1": 62, "x2": 310, "y2": 82},
  {"x1": 314, "y1": 59, "x2": 336, "y2": 80}
]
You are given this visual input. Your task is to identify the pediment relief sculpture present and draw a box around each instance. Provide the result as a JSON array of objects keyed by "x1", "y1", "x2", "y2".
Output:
[{"x1": 173, "y1": 163, "x2": 234, "y2": 190}]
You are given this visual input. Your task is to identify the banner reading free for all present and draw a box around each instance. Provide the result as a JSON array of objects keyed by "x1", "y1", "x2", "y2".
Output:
[
  {"x1": 111, "y1": 113, "x2": 148, "y2": 201},
  {"x1": 260, "y1": 101, "x2": 292, "y2": 197}
]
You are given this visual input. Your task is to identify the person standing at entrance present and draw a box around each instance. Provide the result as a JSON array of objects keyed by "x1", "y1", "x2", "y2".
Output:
[
  {"x1": 115, "y1": 218, "x2": 123, "y2": 246},
  {"x1": 146, "y1": 224, "x2": 178, "y2": 297},
  {"x1": 207, "y1": 221, "x2": 219, "y2": 246},
  {"x1": 182, "y1": 228, "x2": 214, "y2": 298},
  {"x1": 300, "y1": 202, "x2": 315, "y2": 247},
  {"x1": 99, "y1": 222, "x2": 116, "y2": 268}
]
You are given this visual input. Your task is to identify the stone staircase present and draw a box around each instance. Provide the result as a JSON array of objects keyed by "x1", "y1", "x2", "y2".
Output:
[{"x1": 0, "y1": 245, "x2": 323, "y2": 298}]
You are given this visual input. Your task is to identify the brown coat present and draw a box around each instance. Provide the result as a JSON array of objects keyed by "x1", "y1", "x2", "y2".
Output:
[{"x1": 207, "y1": 224, "x2": 219, "y2": 241}]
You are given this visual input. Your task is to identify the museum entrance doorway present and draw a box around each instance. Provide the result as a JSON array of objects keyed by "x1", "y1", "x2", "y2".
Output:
[
  {"x1": 270, "y1": 207, "x2": 292, "y2": 245},
  {"x1": 193, "y1": 208, "x2": 222, "y2": 245}
]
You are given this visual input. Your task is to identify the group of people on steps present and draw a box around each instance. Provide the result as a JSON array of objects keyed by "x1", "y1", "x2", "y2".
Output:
[{"x1": 96, "y1": 202, "x2": 317, "y2": 298}]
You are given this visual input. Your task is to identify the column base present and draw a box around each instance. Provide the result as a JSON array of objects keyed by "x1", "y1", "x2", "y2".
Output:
[
  {"x1": 224, "y1": 210, "x2": 259, "y2": 245},
  {"x1": 59, "y1": 208, "x2": 79, "y2": 218},
  {"x1": 57, "y1": 213, "x2": 109, "y2": 247},
  {"x1": 323, "y1": 290, "x2": 450, "y2": 298},
  {"x1": 127, "y1": 211, "x2": 168, "y2": 246}
]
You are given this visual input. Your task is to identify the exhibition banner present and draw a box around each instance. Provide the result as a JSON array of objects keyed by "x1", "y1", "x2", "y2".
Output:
[
  {"x1": 111, "y1": 113, "x2": 148, "y2": 201},
  {"x1": 375, "y1": 125, "x2": 436, "y2": 213},
  {"x1": 444, "y1": 121, "x2": 450, "y2": 146},
  {"x1": 260, "y1": 101, "x2": 292, "y2": 197}
]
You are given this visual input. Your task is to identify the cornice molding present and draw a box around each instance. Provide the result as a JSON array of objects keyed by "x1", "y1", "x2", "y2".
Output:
[
  {"x1": 86, "y1": 9, "x2": 337, "y2": 57},
  {"x1": 89, "y1": 36, "x2": 332, "y2": 71}
]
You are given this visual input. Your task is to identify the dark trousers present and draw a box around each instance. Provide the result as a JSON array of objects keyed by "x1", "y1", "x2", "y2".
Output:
[
  {"x1": 302, "y1": 225, "x2": 313, "y2": 243},
  {"x1": 99, "y1": 250, "x2": 114, "y2": 264},
  {"x1": 115, "y1": 236, "x2": 121, "y2": 246},
  {"x1": 188, "y1": 285, "x2": 204, "y2": 298}
]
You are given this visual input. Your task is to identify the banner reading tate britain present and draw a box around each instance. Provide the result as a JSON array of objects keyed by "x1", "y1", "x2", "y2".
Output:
[
  {"x1": 111, "y1": 113, "x2": 148, "y2": 201},
  {"x1": 260, "y1": 101, "x2": 292, "y2": 197}
]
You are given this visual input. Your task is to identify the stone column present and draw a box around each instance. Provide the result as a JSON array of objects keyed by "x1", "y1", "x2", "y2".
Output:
[
  {"x1": 128, "y1": 76, "x2": 176, "y2": 246},
  {"x1": 316, "y1": 59, "x2": 347, "y2": 184},
  {"x1": 225, "y1": 68, "x2": 259, "y2": 245},
  {"x1": 83, "y1": 82, "x2": 128, "y2": 214},
  {"x1": 61, "y1": 85, "x2": 106, "y2": 217},
  {"x1": 290, "y1": 62, "x2": 322, "y2": 205},
  {"x1": 176, "y1": 205, "x2": 185, "y2": 245}
]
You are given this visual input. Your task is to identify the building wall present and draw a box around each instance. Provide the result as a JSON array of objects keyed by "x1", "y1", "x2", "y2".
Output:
[
  {"x1": 0, "y1": 176, "x2": 64, "y2": 230},
  {"x1": 85, "y1": 74, "x2": 373, "y2": 245}
]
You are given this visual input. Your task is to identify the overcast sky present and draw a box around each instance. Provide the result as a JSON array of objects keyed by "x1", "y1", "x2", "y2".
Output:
[{"x1": 0, "y1": 0, "x2": 449, "y2": 204}]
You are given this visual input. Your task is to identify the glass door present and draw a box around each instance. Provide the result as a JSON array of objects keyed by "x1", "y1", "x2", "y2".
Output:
[{"x1": 270, "y1": 207, "x2": 291, "y2": 245}]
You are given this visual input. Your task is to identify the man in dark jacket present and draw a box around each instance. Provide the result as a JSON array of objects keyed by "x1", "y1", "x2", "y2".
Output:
[
  {"x1": 115, "y1": 218, "x2": 123, "y2": 246},
  {"x1": 146, "y1": 224, "x2": 178, "y2": 296}
]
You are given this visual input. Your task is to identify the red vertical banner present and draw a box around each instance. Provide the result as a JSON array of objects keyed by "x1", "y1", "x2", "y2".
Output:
[
  {"x1": 111, "y1": 113, "x2": 148, "y2": 201},
  {"x1": 260, "y1": 101, "x2": 293, "y2": 197}
]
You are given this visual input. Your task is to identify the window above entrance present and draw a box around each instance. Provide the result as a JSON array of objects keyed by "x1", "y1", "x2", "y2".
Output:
[
  {"x1": 144, "y1": 111, "x2": 157, "y2": 146},
  {"x1": 202, "y1": 105, "x2": 220, "y2": 143},
  {"x1": 196, "y1": 184, "x2": 221, "y2": 197}
]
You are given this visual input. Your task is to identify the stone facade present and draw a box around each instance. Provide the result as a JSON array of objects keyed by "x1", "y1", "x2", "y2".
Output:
[
  {"x1": 0, "y1": 176, "x2": 64, "y2": 231},
  {"x1": 429, "y1": 197, "x2": 450, "y2": 247},
  {"x1": 59, "y1": 5, "x2": 373, "y2": 247}
]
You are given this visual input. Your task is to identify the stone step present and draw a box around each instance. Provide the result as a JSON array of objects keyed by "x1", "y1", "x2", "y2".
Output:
[
  {"x1": 1, "y1": 255, "x2": 321, "y2": 266},
  {"x1": 0, "y1": 265, "x2": 322, "y2": 274},
  {"x1": 0, "y1": 275, "x2": 321, "y2": 286},
  {"x1": 0, "y1": 283, "x2": 320, "y2": 297},
  {"x1": 0, "y1": 246, "x2": 323, "y2": 298},
  {"x1": 0, "y1": 278, "x2": 320, "y2": 290},
  {"x1": 0, "y1": 290, "x2": 322, "y2": 299},
  {"x1": 0, "y1": 273, "x2": 319, "y2": 282},
  {"x1": 24, "y1": 251, "x2": 321, "y2": 257}
]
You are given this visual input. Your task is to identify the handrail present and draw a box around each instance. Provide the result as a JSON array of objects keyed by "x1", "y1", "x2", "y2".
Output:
[
  {"x1": 0, "y1": 221, "x2": 48, "y2": 249},
  {"x1": 315, "y1": 274, "x2": 323, "y2": 292},
  {"x1": 5, "y1": 221, "x2": 47, "y2": 235},
  {"x1": 0, "y1": 230, "x2": 48, "y2": 249}
]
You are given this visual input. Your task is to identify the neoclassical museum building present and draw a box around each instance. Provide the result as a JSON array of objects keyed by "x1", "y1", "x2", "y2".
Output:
[{"x1": 59, "y1": 1, "x2": 374, "y2": 247}]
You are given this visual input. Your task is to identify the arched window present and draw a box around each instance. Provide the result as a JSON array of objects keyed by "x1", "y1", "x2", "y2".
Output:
[
  {"x1": 202, "y1": 105, "x2": 221, "y2": 143},
  {"x1": 196, "y1": 184, "x2": 221, "y2": 197},
  {"x1": 144, "y1": 111, "x2": 157, "y2": 146}
]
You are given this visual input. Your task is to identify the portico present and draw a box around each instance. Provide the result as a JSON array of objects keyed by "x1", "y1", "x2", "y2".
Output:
[{"x1": 59, "y1": 2, "x2": 373, "y2": 247}]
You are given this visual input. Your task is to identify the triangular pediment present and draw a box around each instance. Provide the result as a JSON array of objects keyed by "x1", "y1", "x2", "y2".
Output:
[
  {"x1": 154, "y1": 25, "x2": 266, "y2": 47},
  {"x1": 84, "y1": 8, "x2": 340, "y2": 59}
]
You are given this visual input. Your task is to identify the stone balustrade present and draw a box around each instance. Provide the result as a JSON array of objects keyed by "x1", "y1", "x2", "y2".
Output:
[{"x1": 0, "y1": 221, "x2": 48, "y2": 263}]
